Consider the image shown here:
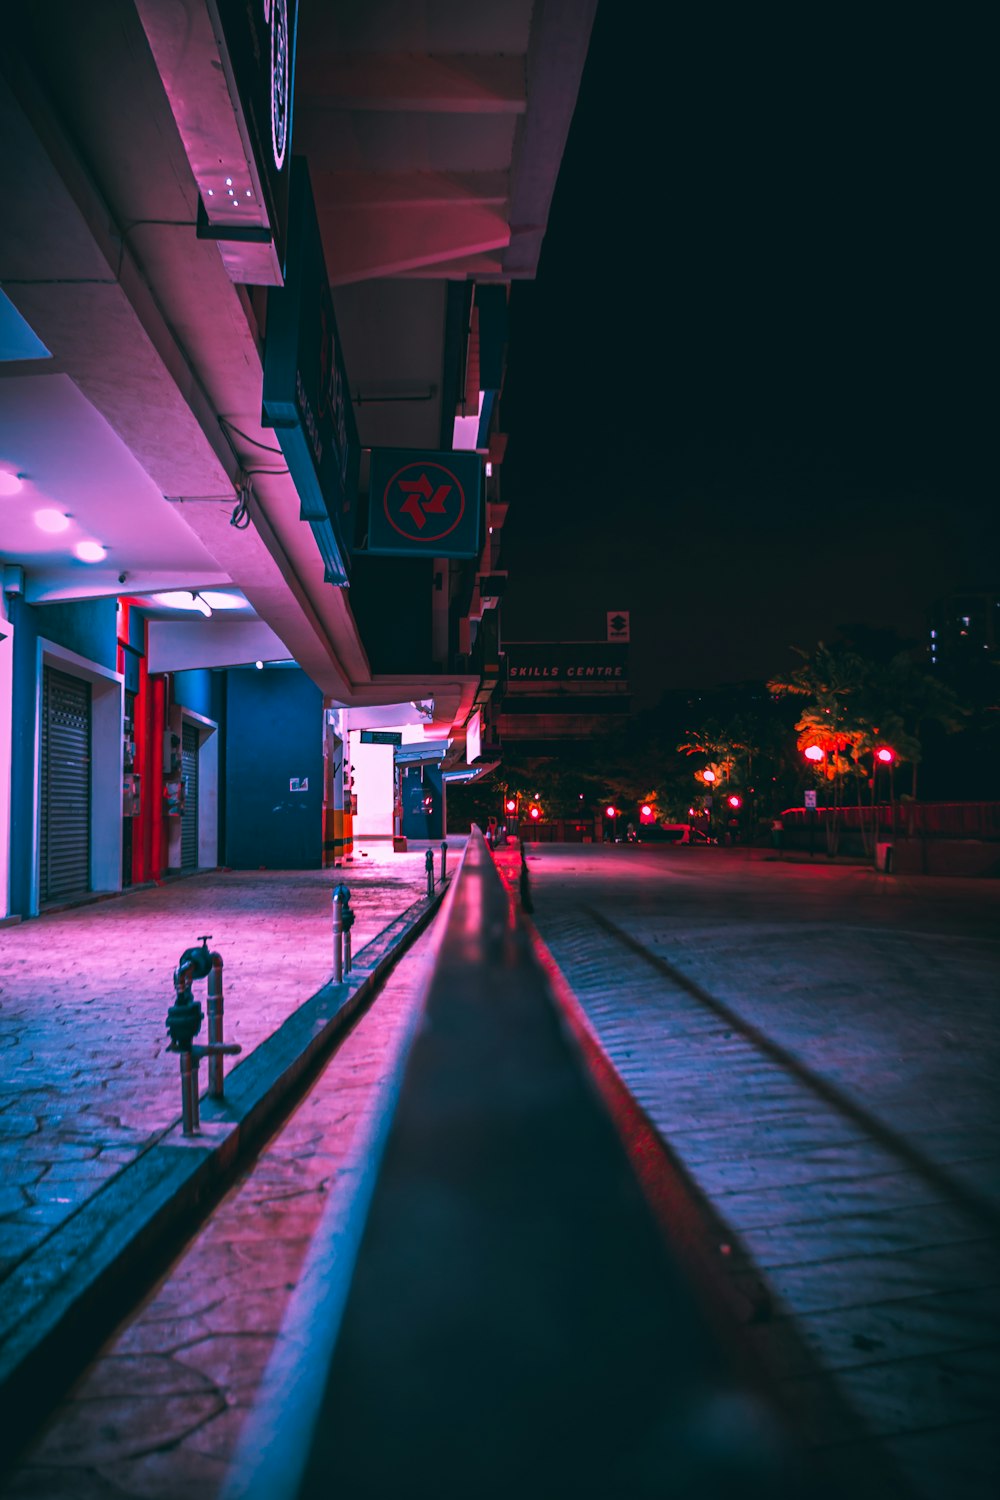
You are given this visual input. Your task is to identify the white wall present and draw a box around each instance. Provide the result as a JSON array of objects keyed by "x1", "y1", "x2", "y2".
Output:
[{"x1": 349, "y1": 733, "x2": 395, "y2": 837}]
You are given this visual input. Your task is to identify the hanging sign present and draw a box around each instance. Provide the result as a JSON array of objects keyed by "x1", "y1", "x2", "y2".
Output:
[
  {"x1": 365, "y1": 450, "x2": 482, "y2": 559},
  {"x1": 262, "y1": 160, "x2": 359, "y2": 585}
]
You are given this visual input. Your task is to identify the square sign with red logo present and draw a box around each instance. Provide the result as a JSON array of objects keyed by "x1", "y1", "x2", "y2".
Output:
[{"x1": 365, "y1": 449, "x2": 482, "y2": 558}]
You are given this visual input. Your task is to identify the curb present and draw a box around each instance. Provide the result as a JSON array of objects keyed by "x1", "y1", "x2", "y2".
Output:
[{"x1": 0, "y1": 881, "x2": 450, "y2": 1453}]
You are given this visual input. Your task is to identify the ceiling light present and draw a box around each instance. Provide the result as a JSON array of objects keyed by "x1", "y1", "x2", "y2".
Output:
[
  {"x1": 191, "y1": 592, "x2": 213, "y2": 617},
  {"x1": 0, "y1": 470, "x2": 24, "y2": 497},
  {"x1": 34, "y1": 509, "x2": 71, "y2": 534},
  {"x1": 197, "y1": 590, "x2": 248, "y2": 610},
  {"x1": 74, "y1": 540, "x2": 107, "y2": 563}
]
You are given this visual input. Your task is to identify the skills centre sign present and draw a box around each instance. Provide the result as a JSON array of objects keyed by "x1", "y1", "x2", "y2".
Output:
[{"x1": 365, "y1": 450, "x2": 482, "y2": 559}]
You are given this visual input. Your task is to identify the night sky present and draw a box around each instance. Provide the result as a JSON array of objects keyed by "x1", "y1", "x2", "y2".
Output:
[{"x1": 499, "y1": 6, "x2": 995, "y2": 708}]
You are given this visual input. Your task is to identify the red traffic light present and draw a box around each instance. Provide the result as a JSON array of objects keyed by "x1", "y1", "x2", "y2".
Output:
[
  {"x1": 640, "y1": 804, "x2": 652, "y2": 818},
  {"x1": 505, "y1": 798, "x2": 517, "y2": 813},
  {"x1": 605, "y1": 805, "x2": 617, "y2": 818},
  {"x1": 727, "y1": 794, "x2": 742, "y2": 809},
  {"x1": 875, "y1": 746, "x2": 895, "y2": 764},
  {"x1": 529, "y1": 804, "x2": 541, "y2": 820}
]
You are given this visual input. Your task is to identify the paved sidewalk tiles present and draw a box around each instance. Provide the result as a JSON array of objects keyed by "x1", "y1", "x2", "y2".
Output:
[{"x1": 0, "y1": 840, "x2": 456, "y2": 1439}]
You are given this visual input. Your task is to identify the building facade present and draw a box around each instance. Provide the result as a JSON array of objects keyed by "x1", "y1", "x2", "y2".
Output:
[{"x1": 1, "y1": 1, "x2": 596, "y2": 918}]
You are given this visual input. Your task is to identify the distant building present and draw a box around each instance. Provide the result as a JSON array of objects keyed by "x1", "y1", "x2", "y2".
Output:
[{"x1": 928, "y1": 591, "x2": 998, "y2": 675}]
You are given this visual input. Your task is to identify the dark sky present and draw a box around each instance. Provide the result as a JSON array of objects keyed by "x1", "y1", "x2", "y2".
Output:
[{"x1": 499, "y1": 6, "x2": 995, "y2": 707}]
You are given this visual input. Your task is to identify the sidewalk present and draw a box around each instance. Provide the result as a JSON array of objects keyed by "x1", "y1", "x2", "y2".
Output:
[{"x1": 0, "y1": 838, "x2": 459, "y2": 1434}]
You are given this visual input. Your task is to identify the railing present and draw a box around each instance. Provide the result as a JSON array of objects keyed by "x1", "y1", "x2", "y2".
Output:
[{"x1": 223, "y1": 829, "x2": 807, "y2": 1500}]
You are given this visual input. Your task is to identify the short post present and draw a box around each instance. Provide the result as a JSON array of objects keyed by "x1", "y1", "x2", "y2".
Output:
[
  {"x1": 440, "y1": 840, "x2": 448, "y2": 882},
  {"x1": 332, "y1": 883, "x2": 353, "y2": 980},
  {"x1": 179, "y1": 1048, "x2": 199, "y2": 1135},
  {"x1": 342, "y1": 887, "x2": 354, "y2": 974},
  {"x1": 206, "y1": 952, "x2": 225, "y2": 1099},
  {"x1": 425, "y1": 847, "x2": 435, "y2": 897},
  {"x1": 332, "y1": 884, "x2": 345, "y2": 983}
]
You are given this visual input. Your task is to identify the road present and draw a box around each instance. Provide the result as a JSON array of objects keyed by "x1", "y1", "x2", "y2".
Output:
[{"x1": 517, "y1": 841, "x2": 1000, "y2": 1500}]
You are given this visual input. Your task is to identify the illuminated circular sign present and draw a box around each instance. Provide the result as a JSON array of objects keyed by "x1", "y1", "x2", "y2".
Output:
[
  {"x1": 265, "y1": 0, "x2": 290, "y2": 171},
  {"x1": 382, "y1": 461, "x2": 467, "y2": 544}
]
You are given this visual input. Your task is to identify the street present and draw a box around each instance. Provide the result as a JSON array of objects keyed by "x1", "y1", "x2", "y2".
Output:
[{"x1": 517, "y1": 842, "x2": 1000, "y2": 1499}]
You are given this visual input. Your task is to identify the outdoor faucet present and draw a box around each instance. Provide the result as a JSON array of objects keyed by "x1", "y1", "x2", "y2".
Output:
[{"x1": 165, "y1": 937, "x2": 241, "y2": 1136}]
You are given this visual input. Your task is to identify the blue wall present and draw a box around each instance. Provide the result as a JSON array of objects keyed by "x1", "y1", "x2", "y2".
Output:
[
  {"x1": 172, "y1": 668, "x2": 222, "y2": 722},
  {"x1": 7, "y1": 596, "x2": 118, "y2": 915},
  {"x1": 223, "y1": 667, "x2": 323, "y2": 869},
  {"x1": 30, "y1": 597, "x2": 117, "y2": 668}
]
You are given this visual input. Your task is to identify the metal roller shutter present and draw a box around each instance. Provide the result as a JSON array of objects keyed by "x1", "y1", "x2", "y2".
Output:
[
  {"x1": 181, "y1": 721, "x2": 199, "y2": 870},
  {"x1": 40, "y1": 667, "x2": 91, "y2": 903}
]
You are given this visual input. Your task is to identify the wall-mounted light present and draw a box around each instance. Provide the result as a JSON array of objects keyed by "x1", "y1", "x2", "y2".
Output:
[
  {"x1": 255, "y1": 659, "x2": 264, "y2": 670},
  {"x1": 0, "y1": 470, "x2": 24, "y2": 497}
]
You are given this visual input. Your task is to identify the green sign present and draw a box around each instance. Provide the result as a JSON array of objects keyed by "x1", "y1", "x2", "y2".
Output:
[
  {"x1": 262, "y1": 161, "x2": 359, "y2": 585},
  {"x1": 365, "y1": 450, "x2": 482, "y2": 559}
]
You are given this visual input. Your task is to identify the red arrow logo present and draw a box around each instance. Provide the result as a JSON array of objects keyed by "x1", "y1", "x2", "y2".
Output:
[{"x1": 398, "y1": 473, "x2": 452, "y2": 528}]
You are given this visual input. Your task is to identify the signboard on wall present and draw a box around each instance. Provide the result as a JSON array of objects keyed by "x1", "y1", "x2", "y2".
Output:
[
  {"x1": 504, "y1": 642, "x2": 629, "y2": 686},
  {"x1": 466, "y1": 709, "x2": 482, "y2": 765},
  {"x1": 365, "y1": 450, "x2": 482, "y2": 559},
  {"x1": 262, "y1": 160, "x2": 359, "y2": 585},
  {"x1": 360, "y1": 730, "x2": 402, "y2": 746},
  {"x1": 208, "y1": 0, "x2": 299, "y2": 279}
]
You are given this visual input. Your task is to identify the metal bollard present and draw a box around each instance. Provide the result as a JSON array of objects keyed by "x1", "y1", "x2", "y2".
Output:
[
  {"x1": 332, "y1": 883, "x2": 353, "y2": 981},
  {"x1": 440, "y1": 840, "x2": 448, "y2": 882},
  {"x1": 206, "y1": 952, "x2": 225, "y2": 1099},
  {"x1": 425, "y1": 847, "x2": 435, "y2": 897}
]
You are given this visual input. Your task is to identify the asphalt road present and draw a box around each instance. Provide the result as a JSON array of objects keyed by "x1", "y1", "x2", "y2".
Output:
[{"x1": 519, "y1": 842, "x2": 1000, "y2": 1500}]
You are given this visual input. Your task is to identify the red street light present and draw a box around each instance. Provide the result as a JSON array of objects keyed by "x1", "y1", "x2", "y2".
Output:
[
  {"x1": 702, "y1": 769, "x2": 716, "y2": 783},
  {"x1": 803, "y1": 744, "x2": 825, "y2": 762}
]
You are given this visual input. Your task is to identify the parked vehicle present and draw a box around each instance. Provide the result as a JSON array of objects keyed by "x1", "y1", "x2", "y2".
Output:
[{"x1": 638, "y1": 823, "x2": 716, "y2": 845}]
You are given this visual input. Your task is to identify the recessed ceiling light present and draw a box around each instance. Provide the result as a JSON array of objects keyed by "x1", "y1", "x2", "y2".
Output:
[
  {"x1": 198, "y1": 591, "x2": 248, "y2": 610},
  {"x1": 74, "y1": 540, "x2": 107, "y2": 563},
  {"x1": 0, "y1": 470, "x2": 24, "y2": 497},
  {"x1": 35, "y1": 509, "x2": 71, "y2": 534}
]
